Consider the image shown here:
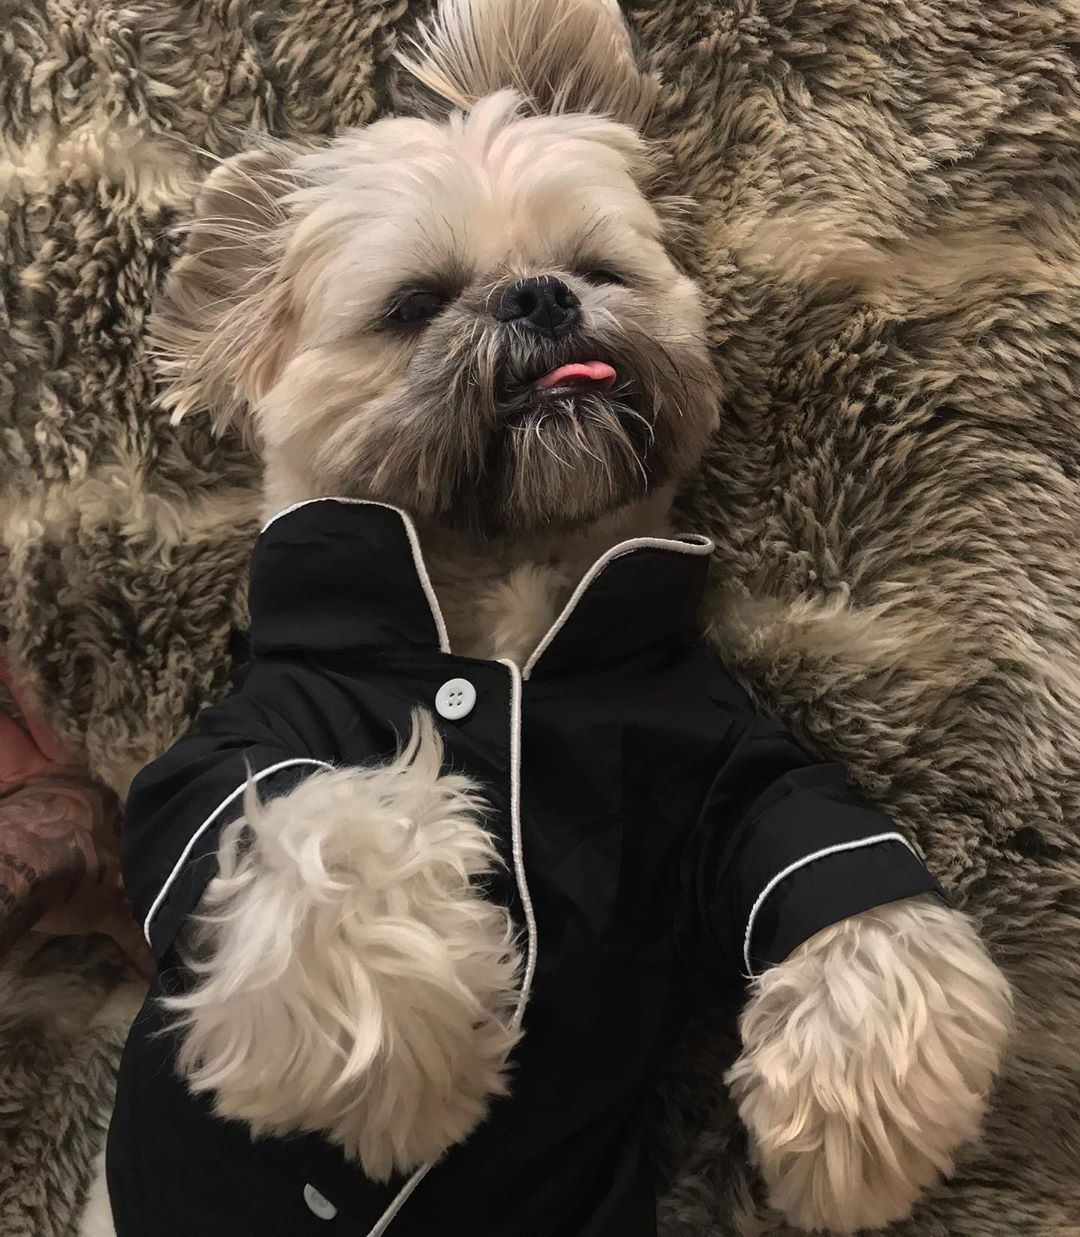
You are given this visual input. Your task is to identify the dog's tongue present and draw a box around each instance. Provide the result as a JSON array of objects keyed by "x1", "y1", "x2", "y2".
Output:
[{"x1": 535, "y1": 361, "x2": 617, "y2": 391}]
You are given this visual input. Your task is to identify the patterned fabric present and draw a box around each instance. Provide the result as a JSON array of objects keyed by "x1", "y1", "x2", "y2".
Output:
[{"x1": 1, "y1": 2, "x2": 1078, "y2": 1233}]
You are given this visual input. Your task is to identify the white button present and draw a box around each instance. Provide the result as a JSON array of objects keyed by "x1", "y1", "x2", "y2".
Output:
[
  {"x1": 303, "y1": 1183, "x2": 337, "y2": 1221},
  {"x1": 435, "y1": 677, "x2": 476, "y2": 721}
]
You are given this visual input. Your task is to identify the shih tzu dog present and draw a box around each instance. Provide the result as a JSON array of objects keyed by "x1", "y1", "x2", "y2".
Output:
[{"x1": 106, "y1": 1, "x2": 1012, "y2": 1234}]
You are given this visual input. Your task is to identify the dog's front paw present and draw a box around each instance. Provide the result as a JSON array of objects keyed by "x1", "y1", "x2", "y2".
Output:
[
  {"x1": 727, "y1": 895, "x2": 1012, "y2": 1233},
  {"x1": 168, "y1": 712, "x2": 522, "y2": 1180}
]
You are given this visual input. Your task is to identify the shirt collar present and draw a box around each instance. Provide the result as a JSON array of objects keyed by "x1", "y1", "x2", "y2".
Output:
[{"x1": 249, "y1": 498, "x2": 713, "y2": 679}]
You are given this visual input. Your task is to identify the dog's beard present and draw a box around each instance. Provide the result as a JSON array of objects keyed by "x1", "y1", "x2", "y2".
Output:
[{"x1": 312, "y1": 313, "x2": 716, "y2": 539}]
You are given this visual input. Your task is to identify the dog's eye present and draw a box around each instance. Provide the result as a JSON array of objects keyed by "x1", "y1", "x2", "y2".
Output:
[
  {"x1": 385, "y1": 289, "x2": 447, "y2": 326},
  {"x1": 580, "y1": 268, "x2": 628, "y2": 287}
]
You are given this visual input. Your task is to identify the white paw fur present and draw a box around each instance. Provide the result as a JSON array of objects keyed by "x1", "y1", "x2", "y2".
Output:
[
  {"x1": 727, "y1": 894, "x2": 1012, "y2": 1234},
  {"x1": 166, "y1": 712, "x2": 522, "y2": 1180}
]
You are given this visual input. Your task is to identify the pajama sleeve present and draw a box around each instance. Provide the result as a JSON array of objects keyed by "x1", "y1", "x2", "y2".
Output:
[
  {"x1": 122, "y1": 672, "x2": 333, "y2": 962},
  {"x1": 688, "y1": 713, "x2": 941, "y2": 985}
]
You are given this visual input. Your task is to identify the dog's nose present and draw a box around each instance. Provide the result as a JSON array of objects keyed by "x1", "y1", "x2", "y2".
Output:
[{"x1": 495, "y1": 276, "x2": 579, "y2": 334}]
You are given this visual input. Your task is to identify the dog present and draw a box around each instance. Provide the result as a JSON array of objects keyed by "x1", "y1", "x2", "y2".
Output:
[{"x1": 111, "y1": 0, "x2": 1012, "y2": 1232}]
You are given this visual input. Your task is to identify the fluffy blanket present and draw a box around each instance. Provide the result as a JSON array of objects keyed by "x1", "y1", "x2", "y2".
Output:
[{"x1": 1, "y1": 2, "x2": 1078, "y2": 1233}]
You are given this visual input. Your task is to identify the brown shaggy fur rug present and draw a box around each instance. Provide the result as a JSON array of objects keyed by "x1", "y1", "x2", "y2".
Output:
[{"x1": 1, "y1": 2, "x2": 1079, "y2": 1233}]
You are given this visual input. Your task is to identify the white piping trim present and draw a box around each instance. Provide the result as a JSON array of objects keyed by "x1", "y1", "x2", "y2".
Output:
[
  {"x1": 141, "y1": 757, "x2": 333, "y2": 945},
  {"x1": 363, "y1": 658, "x2": 537, "y2": 1237},
  {"x1": 742, "y1": 831, "x2": 919, "y2": 978},
  {"x1": 260, "y1": 498, "x2": 451, "y2": 655},
  {"x1": 499, "y1": 657, "x2": 539, "y2": 1030},
  {"x1": 363, "y1": 1164, "x2": 432, "y2": 1237},
  {"x1": 521, "y1": 534, "x2": 713, "y2": 680}
]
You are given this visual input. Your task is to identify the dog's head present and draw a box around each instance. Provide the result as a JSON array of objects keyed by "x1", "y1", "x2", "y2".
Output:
[{"x1": 153, "y1": 0, "x2": 717, "y2": 537}]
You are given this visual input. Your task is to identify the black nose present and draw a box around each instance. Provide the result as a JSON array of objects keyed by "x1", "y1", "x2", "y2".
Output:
[{"x1": 495, "y1": 275, "x2": 579, "y2": 334}]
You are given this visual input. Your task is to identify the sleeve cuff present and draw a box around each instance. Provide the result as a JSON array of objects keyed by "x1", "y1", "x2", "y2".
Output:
[
  {"x1": 743, "y1": 832, "x2": 942, "y2": 976},
  {"x1": 703, "y1": 767, "x2": 944, "y2": 981},
  {"x1": 142, "y1": 758, "x2": 330, "y2": 959}
]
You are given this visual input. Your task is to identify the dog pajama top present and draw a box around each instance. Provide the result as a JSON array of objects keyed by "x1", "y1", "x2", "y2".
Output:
[{"x1": 107, "y1": 498, "x2": 938, "y2": 1237}]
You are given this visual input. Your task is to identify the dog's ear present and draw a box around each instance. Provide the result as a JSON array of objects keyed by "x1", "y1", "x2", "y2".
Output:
[
  {"x1": 150, "y1": 147, "x2": 301, "y2": 430},
  {"x1": 398, "y1": 0, "x2": 657, "y2": 128}
]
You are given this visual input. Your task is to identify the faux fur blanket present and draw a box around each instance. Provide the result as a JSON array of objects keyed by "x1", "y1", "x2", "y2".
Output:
[{"x1": 2, "y1": 2, "x2": 1079, "y2": 1233}]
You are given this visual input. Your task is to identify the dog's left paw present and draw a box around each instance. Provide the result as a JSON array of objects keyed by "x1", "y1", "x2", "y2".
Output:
[
  {"x1": 165, "y1": 713, "x2": 523, "y2": 1180},
  {"x1": 727, "y1": 894, "x2": 1012, "y2": 1234}
]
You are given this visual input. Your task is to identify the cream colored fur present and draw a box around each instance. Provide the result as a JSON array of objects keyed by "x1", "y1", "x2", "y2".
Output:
[
  {"x1": 398, "y1": 0, "x2": 658, "y2": 126},
  {"x1": 419, "y1": 488, "x2": 676, "y2": 661},
  {"x1": 152, "y1": 0, "x2": 1013, "y2": 1226},
  {"x1": 167, "y1": 713, "x2": 522, "y2": 1180},
  {"x1": 78, "y1": 1148, "x2": 116, "y2": 1237},
  {"x1": 728, "y1": 895, "x2": 1013, "y2": 1233}
]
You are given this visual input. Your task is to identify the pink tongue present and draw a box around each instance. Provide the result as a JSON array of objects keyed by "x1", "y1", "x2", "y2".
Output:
[{"x1": 535, "y1": 360, "x2": 617, "y2": 391}]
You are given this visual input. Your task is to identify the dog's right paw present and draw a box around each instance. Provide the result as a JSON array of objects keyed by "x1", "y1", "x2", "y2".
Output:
[
  {"x1": 727, "y1": 895, "x2": 1012, "y2": 1233},
  {"x1": 167, "y1": 711, "x2": 522, "y2": 1180}
]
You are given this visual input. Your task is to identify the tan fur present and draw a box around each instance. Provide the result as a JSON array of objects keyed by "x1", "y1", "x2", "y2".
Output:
[
  {"x1": 728, "y1": 896, "x2": 1013, "y2": 1233},
  {"x1": 5, "y1": 0, "x2": 1076, "y2": 1231},
  {"x1": 0, "y1": 120, "x2": 191, "y2": 202},
  {"x1": 168, "y1": 714, "x2": 522, "y2": 1180},
  {"x1": 77, "y1": 1149, "x2": 115, "y2": 1237},
  {"x1": 397, "y1": 0, "x2": 659, "y2": 126},
  {"x1": 146, "y1": 0, "x2": 1013, "y2": 1227},
  {"x1": 422, "y1": 488, "x2": 676, "y2": 660},
  {"x1": 726, "y1": 212, "x2": 1080, "y2": 304},
  {"x1": 151, "y1": 146, "x2": 303, "y2": 430},
  {"x1": 150, "y1": 92, "x2": 716, "y2": 538}
]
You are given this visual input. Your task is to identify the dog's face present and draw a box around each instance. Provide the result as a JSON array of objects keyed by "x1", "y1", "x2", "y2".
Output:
[{"x1": 154, "y1": 16, "x2": 718, "y2": 539}]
